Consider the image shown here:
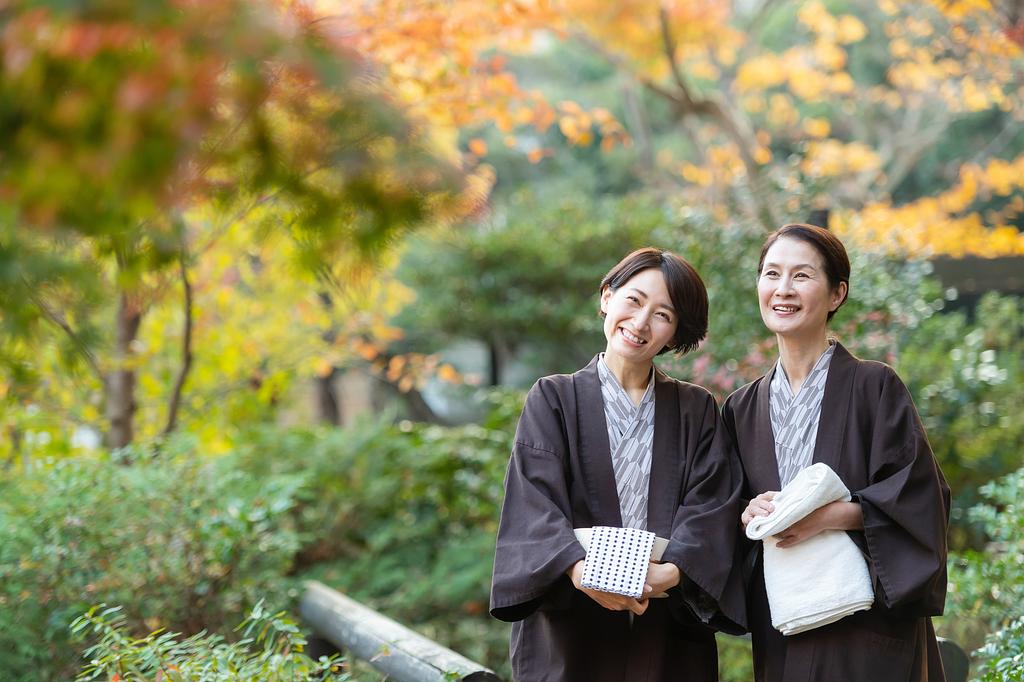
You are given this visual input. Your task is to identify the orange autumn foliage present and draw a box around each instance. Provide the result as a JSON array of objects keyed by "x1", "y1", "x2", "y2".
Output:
[{"x1": 314, "y1": 0, "x2": 1024, "y2": 259}]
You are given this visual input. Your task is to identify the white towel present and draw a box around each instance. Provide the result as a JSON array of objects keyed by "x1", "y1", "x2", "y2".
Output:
[{"x1": 745, "y1": 462, "x2": 874, "y2": 635}]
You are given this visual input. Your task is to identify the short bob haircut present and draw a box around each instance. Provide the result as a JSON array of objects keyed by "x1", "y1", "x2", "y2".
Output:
[
  {"x1": 600, "y1": 247, "x2": 708, "y2": 355},
  {"x1": 758, "y1": 223, "x2": 851, "y2": 322}
]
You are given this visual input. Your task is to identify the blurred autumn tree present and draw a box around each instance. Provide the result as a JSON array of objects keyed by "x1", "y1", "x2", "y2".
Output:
[
  {"x1": 330, "y1": 0, "x2": 1024, "y2": 256},
  {"x1": 0, "y1": 0, "x2": 482, "y2": 453},
  {"x1": 8, "y1": 0, "x2": 1022, "y2": 455}
]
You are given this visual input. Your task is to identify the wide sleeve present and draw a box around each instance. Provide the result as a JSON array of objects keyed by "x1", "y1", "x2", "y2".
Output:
[
  {"x1": 489, "y1": 380, "x2": 587, "y2": 622},
  {"x1": 721, "y1": 394, "x2": 760, "y2": 587},
  {"x1": 660, "y1": 391, "x2": 747, "y2": 633},
  {"x1": 852, "y1": 368, "x2": 950, "y2": 615}
]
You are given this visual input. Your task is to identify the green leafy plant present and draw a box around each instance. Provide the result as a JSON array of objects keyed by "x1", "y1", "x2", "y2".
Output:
[
  {"x1": 946, "y1": 467, "x2": 1024, "y2": 675},
  {"x1": 0, "y1": 437, "x2": 304, "y2": 681},
  {"x1": 897, "y1": 294, "x2": 1024, "y2": 512},
  {"x1": 974, "y1": 617, "x2": 1024, "y2": 682},
  {"x1": 71, "y1": 600, "x2": 347, "y2": 681},
  {"x1": 232, "y1": 407, "x2": 517, "y2": 675}
]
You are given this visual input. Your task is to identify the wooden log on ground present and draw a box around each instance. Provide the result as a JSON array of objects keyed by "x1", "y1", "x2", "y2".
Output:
[{"x1": 300, "y1": 580, "x2": 502, "y2": 682}]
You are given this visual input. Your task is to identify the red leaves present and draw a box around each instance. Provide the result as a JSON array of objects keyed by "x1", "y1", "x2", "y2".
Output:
[
  {"x1": 1004, "y1": 22, "x2": 1024, "y2": 47},
  {"x1": 54, "y1": 22, "x2": 139, "y2": 60}
]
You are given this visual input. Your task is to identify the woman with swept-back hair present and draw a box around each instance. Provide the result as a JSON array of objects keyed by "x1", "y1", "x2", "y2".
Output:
[
  {"x1": 724, "y1": 224, "x2": 950, "y2": 681},
  {"x1": 490, "y1": 247, "x2": 746, "y2": 681}
]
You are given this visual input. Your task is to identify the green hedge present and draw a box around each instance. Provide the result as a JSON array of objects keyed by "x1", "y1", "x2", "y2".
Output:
[
  {"x1": 0, "y1": 440, "x2": 303, "y2": 681},
  {"x1": 232, "y1": 402, "x2": 516, "y2": 676},
  {"x1": 4, "y1": 394, "x2": 1021, "y2": 681},
  {"x1": 947, "y1": 467, "x2": 1024, "y2": 680}
]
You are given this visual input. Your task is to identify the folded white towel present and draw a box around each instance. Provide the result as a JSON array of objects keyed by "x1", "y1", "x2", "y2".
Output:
[{"x1": 745, "y1": 463, "x2": 874, "y2": 635}]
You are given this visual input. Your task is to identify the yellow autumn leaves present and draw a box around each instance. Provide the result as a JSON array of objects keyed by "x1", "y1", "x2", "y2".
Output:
[
  {"x1": 326, "y1": 0, "x2": 1024, "y2": 260},
  {"x1": 835, "y1": 157, "x2": 1024, "y2": 257},
  {"x1": 835, "y1": 209, "x2": 1024, "y2": 258},
  {"x1": 735, "y1": 2, "x2": 865, "y2": 97}
]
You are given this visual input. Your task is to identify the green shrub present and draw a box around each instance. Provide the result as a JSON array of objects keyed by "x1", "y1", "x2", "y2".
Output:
[
  {"x1": 974, "y1": 617, "x2": 1024, "y2": 682},
  {"x1": 71, "y1": 601, "x2": 346, "y2": 681},
  {"x1": 0, "y1": 438, "x2": 304, "y2": 681},
  {"x1": 946, "y1": 467, "x2": 1024, "y2": 674},
  {"x1": 717, "y1": 634, "x2": 754, "y2": 682},
  {"x1": 897, "y1": 294, "x2": 1024, "y2": 520},
  {"x1": 232, "y1": 406, "x2": 516, "y2": 676}
]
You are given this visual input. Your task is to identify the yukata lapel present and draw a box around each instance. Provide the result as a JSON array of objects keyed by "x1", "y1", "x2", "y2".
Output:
[
  {"x1": 810, "y1": 342, "x2": 855, "y2": 472},
  {"x1": 754, "y1": 369, "x2": 783, "y2": 493},
  {"x1": 646, "y1": 369, "x2": 680, "y2": 538},
  {"x1": 574, "y1": 356, "x2": 624, "y2": 527}
]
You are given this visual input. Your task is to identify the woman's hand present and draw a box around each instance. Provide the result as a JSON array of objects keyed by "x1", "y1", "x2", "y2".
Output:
[
  {"x1": 741, "y1": 491, "x2": 777, "y2": 528},
  {"x1": 774, "y1": 501, "x2": 864, "y2": 548},
  {"x1": 643, "y1": 561, "x2": 680, "y2": 597},
  {"x1": 568, "y1": 560, "x2": 649, "y2": 615}
]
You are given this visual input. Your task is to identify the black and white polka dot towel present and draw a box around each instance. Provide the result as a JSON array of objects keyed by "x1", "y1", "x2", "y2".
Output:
[{"x1": 580, "y1": 525, "x2": 655, "y2": 599}]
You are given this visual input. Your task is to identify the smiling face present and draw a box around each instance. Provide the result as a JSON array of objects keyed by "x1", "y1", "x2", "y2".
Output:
[
  {"x1": 758, "y1": 237, "x2": 848, "y2": 340},
  {"x1": 600, "y1": 267, "x2": 678, "y2": 369}
]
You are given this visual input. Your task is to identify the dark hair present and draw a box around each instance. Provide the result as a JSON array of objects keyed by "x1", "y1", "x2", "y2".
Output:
[
  {"x1": 758, "y1": 223, "x2": 850, "y2": 321},
  {"x1": 600, "y1": 247, "x2": 708, "y2": 355}
]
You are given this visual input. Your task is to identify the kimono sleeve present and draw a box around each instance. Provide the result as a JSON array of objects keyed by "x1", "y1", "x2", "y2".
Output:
[
  {"x1": 721, "y1": 393, "x2": 761, "y2": 590},
  {"x1": 660, "y1": 391, "x2": 747, "y2": 633},
  {"x1": 853, "y1": 367, "x2": 950, "y2": 615},
  {"x1": 489, "y1": 380, "x2": 586, "y2": 622}
]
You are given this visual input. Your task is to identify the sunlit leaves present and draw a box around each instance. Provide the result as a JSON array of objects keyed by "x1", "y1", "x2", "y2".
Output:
[
  {"x1": 735, "y1": 54, "x2": 788, "y2": 92},
  {"x1": 322, "y1": 0, "x2": 1024, "y2": 258},
  {"x1": 328, "y1": 0, "x2": 562, "y2": 146},
  {"x1": 1, "y1": 0, "x2": 469, "y2": 262},
  {"x1": 0, "y1": 0, "x2": 478, "y2": 449},
  {"x1": 798, "y1": 2, "x2": 868, "y2": 44},
  {"x1": 833, "y1": 153, "x2": 1024, "y2": 256},
  {"x1": 801, "y1": 140, "x2": 883, "y2": 178},
  {"x1": 324, "y1": 0, "x2": 646, "y2": 161}
]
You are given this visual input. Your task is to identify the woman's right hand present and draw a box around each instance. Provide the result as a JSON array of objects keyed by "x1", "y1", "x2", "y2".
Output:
[
  {"x1": 568, "y1": 560, "x2": 650, "y2": 615},
  {"x1": 741, "y1": 491, "x2": 777, "y2": 529}
]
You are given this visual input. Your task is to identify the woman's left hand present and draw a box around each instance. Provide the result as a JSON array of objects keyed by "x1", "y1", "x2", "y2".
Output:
[
  {"x1": 643, "y1": 561, "x2": 681, "y2": 598},
  {"x1": 774, "y1": 501, "x2": 863, "y2": 548}
]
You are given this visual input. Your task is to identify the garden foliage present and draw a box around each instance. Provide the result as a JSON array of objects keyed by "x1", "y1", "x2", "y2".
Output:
[
  {"x1": 975, "y1": 617, "x2": 1024, "y2": 682},
  {"x1": 897, "y1": 295, "x2": 1024, "y2": 511},
  {"x1": 71, "y1": 601, "x2": 346, "y2": 682},
  {"x1": 948, "y1": 466, "x2": 1024, "y2": 679},
  {"x1": 2, "y1": 383, "x2": 1022, "y2": 681},
  {"x1": 0, "y1": 440, "x2": 303, "y2": 681}
]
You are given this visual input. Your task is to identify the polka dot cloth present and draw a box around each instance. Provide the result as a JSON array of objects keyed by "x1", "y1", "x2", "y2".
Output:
[{"x1": 580, "y1": 525, "x2": 656, "y2": 599}]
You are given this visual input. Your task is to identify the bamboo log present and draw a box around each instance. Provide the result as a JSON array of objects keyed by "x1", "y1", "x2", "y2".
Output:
[{"x1": 300, "y1": 580, "x2": 502, "y2": 682}]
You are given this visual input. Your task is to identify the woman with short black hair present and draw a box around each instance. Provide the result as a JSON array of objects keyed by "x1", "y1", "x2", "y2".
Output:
[
  {"x1": 490, "y1": 247, "x2": 746, "y2": 681},
  {"x1": 724, "y1": 224, "x2": 950, "y2": 681}
]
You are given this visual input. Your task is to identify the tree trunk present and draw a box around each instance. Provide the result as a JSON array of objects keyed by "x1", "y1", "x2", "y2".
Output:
[
  {"x1": 5, "y1": 426, "x2": 24, "y2": 471},
  {"x1": 313, "y1": 289, "x2": 343, "y2": 425},
  {"x1": 399, "y1": 383, "x2": 446, "y2": 424},
  {"x1": 487, "y1": 341, "x2": 501, "y2": 387},
  {"x1": 164, "y1": 250, "x2": 194, "y2": 437},
  {"x1": 105, "y1": 292, "x2": 142, "y2": 449},
  {"x1": 487, "y1": 337, "x2": 516, "y2": 387},
  {"x1": 314, "y1": 369, "x2": 342, "y2": 425}
]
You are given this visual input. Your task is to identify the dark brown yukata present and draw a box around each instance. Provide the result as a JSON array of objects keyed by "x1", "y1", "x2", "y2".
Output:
[
  {"x1": 723, "y1": 343, "x2": 950, "y2": 682},
  {"x1": 490, "y1": 356, "x2": 746, "y2": 682}
]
